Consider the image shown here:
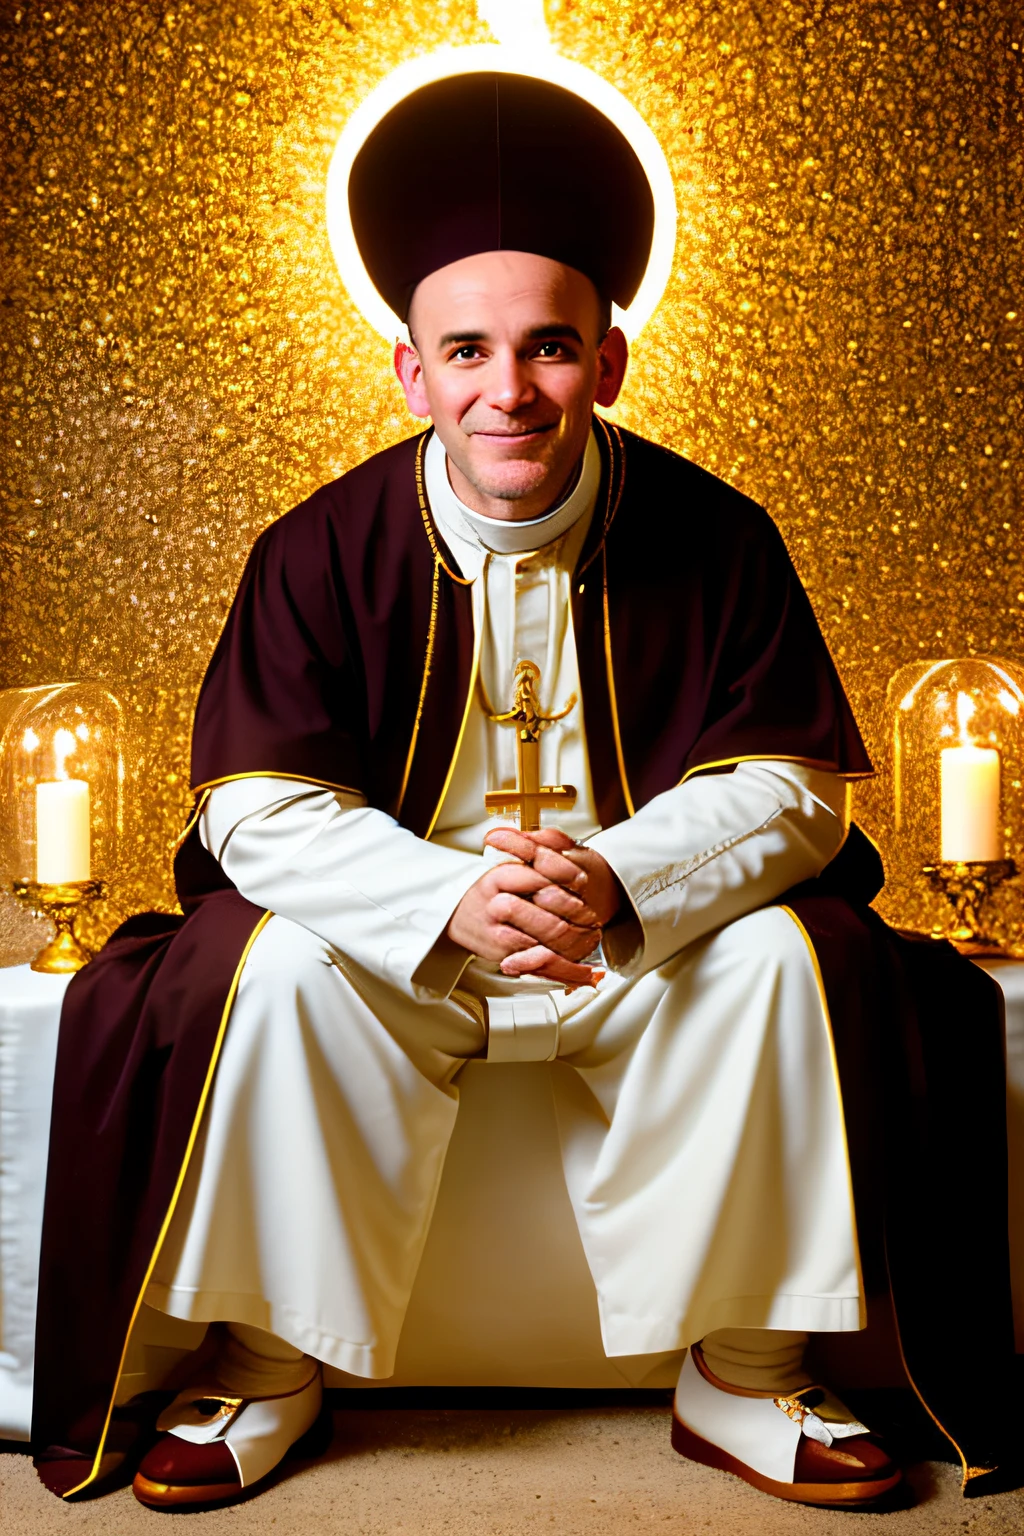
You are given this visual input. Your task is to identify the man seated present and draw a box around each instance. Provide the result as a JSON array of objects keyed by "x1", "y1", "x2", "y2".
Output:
[{"x1": 32, "y1": 72, "x2": 1014, "y2": 1511}]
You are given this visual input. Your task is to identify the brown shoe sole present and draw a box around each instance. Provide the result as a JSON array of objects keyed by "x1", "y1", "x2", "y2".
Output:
[
  {"x1": 671, "y1": 1412, "x2": 903, "y2": 1508},
  {"x1": 133, "y1": 1472, "x2": 247, "y2": 1510},
  {"x1": 132, "y1": 1400, "x2": 333, "y2": 1509}
]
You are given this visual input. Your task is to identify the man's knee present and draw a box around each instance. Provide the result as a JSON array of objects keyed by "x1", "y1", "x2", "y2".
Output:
[
  {"x1": 704, "y1": 904, "x2": 814, "y2": 977},
  {"x1": 236, "y1": 915, "x2": 336, "y2": 999}
]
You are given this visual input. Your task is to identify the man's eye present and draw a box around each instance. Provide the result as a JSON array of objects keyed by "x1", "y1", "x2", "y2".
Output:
[
  {"x1": 536, "y1": 342, "x2": 566, "y2": 358},
  {"x1": 453, "y1": 346, "x2": 481, "y2": 361}
]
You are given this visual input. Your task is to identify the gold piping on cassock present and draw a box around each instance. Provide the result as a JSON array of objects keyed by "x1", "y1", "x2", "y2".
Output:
[
  {"x1": 396, "y1": 431, "x2": 476, "y2": 824},
  {"x1": 883, "y1": 1287, "x2": 983, "y2": 1491},
  {"x1": 395, "y1": 552, "x2": 442, "y2": 821},
  {"x1": 885, "y1": 1275, "x2": 984, "y2": 1492},
  {"x1": 63, "y1": 909, "x2": 275, "y2": 1500},
  {"x1": 413, "y1": 429, "x2": 473, "y2": 588},
  {"x1": 173, "y1": 787, "x2": 212, "y2": 853},
  {"x1": 579, "y1": 419, "x2": 634, "y2": 819},
  {"x1": 602, "y1": 544, "x2": 635, "y2": 819},
  {"x1": 191, "y1": 771, "x2": 365, "y2": 797},
  {"x1": 676, "y1": 754, "x2": 874, "y2": 785},
  {"x1": 424, "y1": 563, "x2": 485, "y2": 841},
  {"x1": 778, "y1": 905, "x2": 979, "y2": 1492},
  {"x1": 576, "y1": 415, "x2": 627, "y2": 580}
]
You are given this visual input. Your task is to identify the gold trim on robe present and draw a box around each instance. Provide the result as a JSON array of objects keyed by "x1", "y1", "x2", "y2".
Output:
[
  {"x1": 63, "y1": 910, "x2": 275, "y2": 1499},
  {"x1": 602, "y1": 544, "x2": 636, "y2": 819},
  {"x1": 396, "y1": 430, "x2": 478, "y2": 823},
  {"x1": 173, "y1": 788, "x2": 212, "y2": 853},
  {"x1": 779, "y1": 903, "x2": 974, "y2": 1491},
  {"x1": 413, "y1": 429, "x2": 474, "y2": 588},
  {"x1": 396, "y1": 553, "x2": 444, "y2": 820},
  {"x1": 425, "y1": 588, "x2": 485, "y2": 842},
  {"x1": 192, "y1": 771, "x2": 365, "y2": 797},
  {"x1": 677, "y1": 754, "x2": 874, "y2": 785}
]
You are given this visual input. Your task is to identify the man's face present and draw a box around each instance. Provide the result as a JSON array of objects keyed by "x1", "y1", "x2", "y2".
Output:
[{"x1": 395, "y1": 250, "x2": 628, "y2": 521}]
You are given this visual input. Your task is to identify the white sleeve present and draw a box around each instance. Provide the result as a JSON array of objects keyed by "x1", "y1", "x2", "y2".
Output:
[
  {"x1": 587, "y1": 761, "x2": 850, "y2": 977},
  {"x1": 199, "y1": 777, "x2": 486, "y2": 1000}
]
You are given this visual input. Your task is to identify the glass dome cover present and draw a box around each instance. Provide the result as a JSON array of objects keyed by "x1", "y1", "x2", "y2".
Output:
[
  {"x1": 888, "y1": 657, "x2": 1024, "y2": 870},
  {"x1": 0, "y1": 682, "x2": 124, "y2": 886},
  {"x1": 886, "y1": 657, "x2": 1024, "y2": 952}
]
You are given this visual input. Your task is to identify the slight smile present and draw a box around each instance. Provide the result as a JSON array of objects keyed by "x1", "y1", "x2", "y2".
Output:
[{"x1": 469, "y1": 425, "x2": 558, "y2": 443}]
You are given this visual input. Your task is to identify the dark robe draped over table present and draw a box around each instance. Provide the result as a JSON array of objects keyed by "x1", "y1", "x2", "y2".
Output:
[{"x1": 32, "y1": 421, "x2": 1017, "y2": 1497}]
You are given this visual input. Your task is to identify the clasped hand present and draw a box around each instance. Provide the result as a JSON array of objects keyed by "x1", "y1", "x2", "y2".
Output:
[{"x1": 446, "y1": 827, "x2": 622, "y2": 987}]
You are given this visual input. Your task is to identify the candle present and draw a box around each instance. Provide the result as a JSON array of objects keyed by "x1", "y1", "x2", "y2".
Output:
[
  {"x1": 939, "y1": 692, "x2": 1002, "y2": 863},
  {"x1": 36, "y1": 779, "x2": 91, "y2": 883},
  {"x1": 34, "y1": 727, "x2": 91, "y2": 885}
]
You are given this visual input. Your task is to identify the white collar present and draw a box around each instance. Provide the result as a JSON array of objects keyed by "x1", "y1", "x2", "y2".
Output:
[{"x1": 425, "y1": 426, "x2": 602, "y2": 562}]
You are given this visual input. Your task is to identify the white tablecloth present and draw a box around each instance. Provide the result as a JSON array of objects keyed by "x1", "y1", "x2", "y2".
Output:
[
  {"x1": 0, "y1": 967, "x2": 69, "y2": 1439},
  {"x1": 2, "y1": 958, "x2": 1022, "y2": 1441}
]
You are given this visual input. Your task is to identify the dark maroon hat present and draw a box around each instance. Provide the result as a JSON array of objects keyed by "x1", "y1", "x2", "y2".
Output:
[{"x1": 348, "y1": 71, "x2": 655, "y2": 322}]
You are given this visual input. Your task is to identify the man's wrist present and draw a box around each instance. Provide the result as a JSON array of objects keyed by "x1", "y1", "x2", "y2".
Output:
[{"x1": 412, "y1": 929, "x2": 475, "y2": 997}]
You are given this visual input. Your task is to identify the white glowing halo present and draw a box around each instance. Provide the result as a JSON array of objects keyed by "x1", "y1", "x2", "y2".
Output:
[{"x1": 325, "y1": 43, "x2": 677, "y2": 342}]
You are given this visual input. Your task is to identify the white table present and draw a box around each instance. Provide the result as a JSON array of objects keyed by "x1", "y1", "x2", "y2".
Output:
[
  {"x1": 3, "y1": 959, "x2": 1023, "y2": 1441},
  {"x1": 0, "y1": 967, "x2": 73, "y2": 1439}
]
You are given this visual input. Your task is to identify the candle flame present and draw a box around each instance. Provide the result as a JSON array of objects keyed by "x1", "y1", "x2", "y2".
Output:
[
  {"x1": 22, "y1": 727, "x2": 40, "y2": 752},
  {"x1": 75, "y1": 722, "x2": 90, "y2": 741},
  {"x1": 956, "y1": 691, "x2": 976, "y2": 747},
  {"x1": 53, "y1": 727, "x2": 77, "y2": 781}
]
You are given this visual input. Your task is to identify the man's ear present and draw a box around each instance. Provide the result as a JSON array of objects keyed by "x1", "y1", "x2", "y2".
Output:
[
  {"x1": 394, "y1": 340, "x2": 431, "y2": 418},
  {"x1": 594, "y1": 325, "x2": 628, "y2": 409}
]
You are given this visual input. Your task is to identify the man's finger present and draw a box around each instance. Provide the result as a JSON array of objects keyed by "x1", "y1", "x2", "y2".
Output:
[
  {"x1": 486, "y1": 862, "x2": 555, "y2": 898},
  {"x1": 516, "y1": 828, "x2": 578, "y2": 852},
  {"x1": 484, "y1": 827, "x2": 547, "y2": 864},
  {"x1": 499, "y1": 945, "x2": 602, "y2": 985},
  {"x1": 498, "y1": 944, "x2": 600, "y2": 985},
  {"x1": 488, "y1": 893, "x2": 598, "y2": 959},
  {"x1": 489, "y1": 923, "x2": 542, "y2": 957},
  {"x1": 528, "y1": 844, "x2": 588, "y2": 890},
  {"x1": 530, "y1": 883, "x2": 600, "y2": 925},
  {"x1": 485, "y1": 831, "x2": 585, "y2": 893},
  {"x1": 485, "y1": 826, "x2": 580, "y2": 864}
]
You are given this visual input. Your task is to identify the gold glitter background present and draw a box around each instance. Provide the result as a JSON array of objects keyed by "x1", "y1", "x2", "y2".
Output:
[{"x1": 1, "y1": 0, "x2": 1022, "y2": 957}]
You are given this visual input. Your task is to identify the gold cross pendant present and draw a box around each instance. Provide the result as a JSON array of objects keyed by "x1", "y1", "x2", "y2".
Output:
[{"x1": 484, "y1": 660, "x2": 578, "y2": 833}]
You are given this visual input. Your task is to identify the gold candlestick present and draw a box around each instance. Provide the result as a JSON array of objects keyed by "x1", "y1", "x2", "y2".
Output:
[
  {"x1": 11, "y1": 878, "x2": 107, "y2": 974},
  {"x1": 922, "y1": 860, "x2": 1016, "y2": 957}
]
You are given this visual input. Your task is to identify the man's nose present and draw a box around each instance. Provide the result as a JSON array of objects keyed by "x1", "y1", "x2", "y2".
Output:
[{"x1": 485, "y1": 349, "x2": 537, "y2": 413}]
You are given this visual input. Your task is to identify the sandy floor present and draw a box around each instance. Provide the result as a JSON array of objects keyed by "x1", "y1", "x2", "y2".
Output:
[{"x1": 4, "y1": 1402, "x2": 1024, "y2": 1535}]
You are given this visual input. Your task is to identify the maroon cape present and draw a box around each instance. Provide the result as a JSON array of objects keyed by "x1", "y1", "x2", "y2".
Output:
[{"x1": 33, "y1": 421, "x2": 1016, "y2": 1496}]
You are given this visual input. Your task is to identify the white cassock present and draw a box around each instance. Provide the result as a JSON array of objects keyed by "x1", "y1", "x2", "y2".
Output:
[{"x1": 145, "y1": 428, "x2": 864, "y2": 1378}]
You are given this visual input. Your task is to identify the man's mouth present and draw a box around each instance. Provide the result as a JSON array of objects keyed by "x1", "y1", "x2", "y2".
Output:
[{"x1": 471, "y1": 424, "x2": 557, "y2": 442}]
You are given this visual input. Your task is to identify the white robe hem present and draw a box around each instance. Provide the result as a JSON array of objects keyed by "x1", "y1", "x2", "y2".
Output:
[
  {"x1": 597, "y1": 1292, "x2": 864, "y2": 1359},
  {"x1": 143, "y1": 1285, "x2": 401, "y2": 1381}
]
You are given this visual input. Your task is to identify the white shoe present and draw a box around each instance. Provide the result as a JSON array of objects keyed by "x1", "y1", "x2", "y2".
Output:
[
  {"x1": 133, "y1": 1364, "x2": 323, "y2": 1508},
  {"x1": 672, "y1": 1344, "x2": 901, "y2": 1507}
]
